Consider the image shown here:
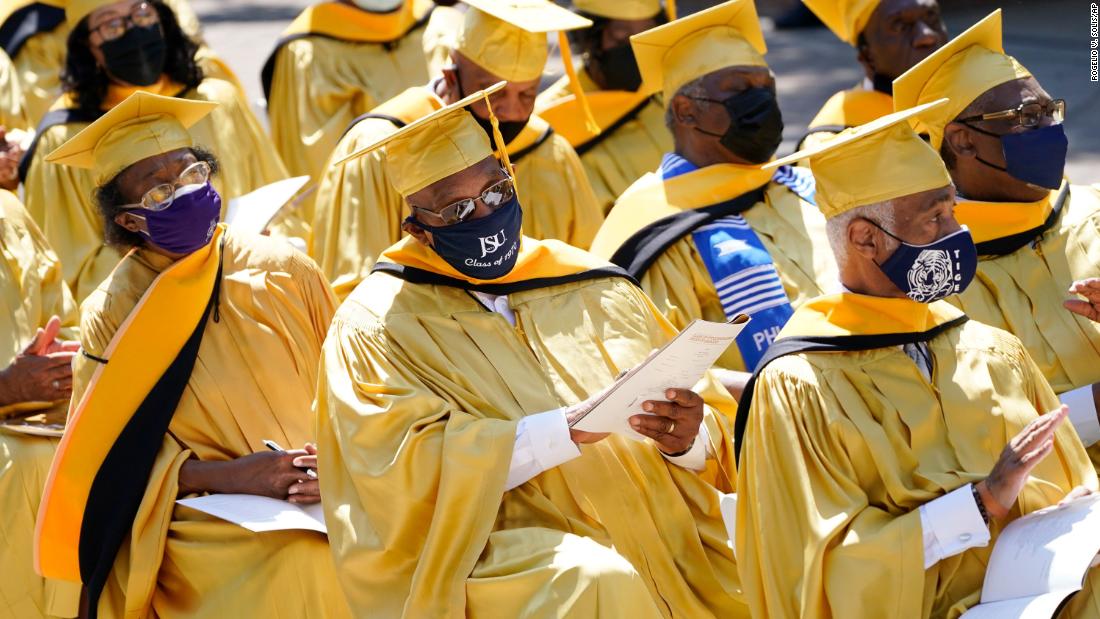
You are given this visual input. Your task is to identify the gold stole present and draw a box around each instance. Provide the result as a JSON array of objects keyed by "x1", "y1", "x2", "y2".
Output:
[{"x1": 35, "y1": 226, "x2": 226, "y2": 582}]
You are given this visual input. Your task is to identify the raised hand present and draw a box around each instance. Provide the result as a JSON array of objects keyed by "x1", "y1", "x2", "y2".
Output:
[
  {"x1": 977, "y1": 405, "x2": 1068, "y2": 520},
  {"x1": 1065, "y1": 279, "x2": 1100, "y2": 323}
]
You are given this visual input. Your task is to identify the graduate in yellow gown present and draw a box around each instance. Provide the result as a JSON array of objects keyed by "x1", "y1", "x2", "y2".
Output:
[
  {"x1": 894, "y1": 11, "x2": 1100, "y2": 465},
  {"x1": 0, "y1": 189, "x2": 82, "y2": 619},
  {"x1": 796, "y1": 0, "x2": 947, "y2": 150},
  {"x1": 317, "y1": 84, "x2": 748, "y2": 618},
  {"x1": 263, "y1": 0, "x2": 452, "y2": 188},
  {"x1": 535, "y1": 0, "x2": 671, "y2": 213},
  {"x1": 21, "y1": 0, "x2": 290, "y2": 302},
  {"x1": 0, "y1": 0, "x2": 238, "y2": 127},
  {"x1": 309, "y1": 0, "x2": 603, "y2": 299},
  {"x1": 34, "y1": 91, "x2": 349, "y2": 619},
  {"x1": 735, "y1": 102, "x2": 1100, "y2": 619},
  {"x1": 0, "y1": 49, "x2": 30, "y2": 131},
  {"x1": 590, "y1": 0, "x2": 836, "y2": 380}
]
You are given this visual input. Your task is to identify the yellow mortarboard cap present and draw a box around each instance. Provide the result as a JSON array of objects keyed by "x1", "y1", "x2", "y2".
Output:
[
  {"x1": 456, "y1": 0, "x2": 599, "y2": 134},
  {"x1": 45, "y1": 91, "x2": 216, "y2": 185},
  {"x1": 65, "y1": 0, "x2": 116, "y2": 25},
  {"x1": 456, "y1": 0, "x2": 590, "y2": 81},
  {"x1": 333, "y1": 82, "x2": 517, "y2": 199},
  {"x1": 893, "y1": 10, "x2": 1030, "y2": 150},
  {"x1": 630, "y1": 0, "x2": 767, "y2": 98},
  {"x1": 801, "y1": 0, "x2": 880, "y2": 45},
  {"x1": 572, "y1": 0, "x2": 663, "y2": 20},
  {"x1": 766, "y1": 99, "x2": 952, "y2": 219}
]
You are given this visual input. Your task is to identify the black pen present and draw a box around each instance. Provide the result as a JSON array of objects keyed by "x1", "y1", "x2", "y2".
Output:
[{"x1": 263, "y1": 439, "x2": 317, "y2": 479}]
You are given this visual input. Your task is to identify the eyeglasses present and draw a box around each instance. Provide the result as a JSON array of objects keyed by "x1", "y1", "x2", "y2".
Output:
[
  {"x1": 90, "y1": 2, "x2": 159, "y2": 42},
  {"x1": 957, "y1": 99, "x2": 1066, "y2": 130},
  {"x1": 121, "y1": 161, "x2": 211, "y2": 211},
  {"x1": 411, "y1": 176, "x2": 515, "y2": 226}
]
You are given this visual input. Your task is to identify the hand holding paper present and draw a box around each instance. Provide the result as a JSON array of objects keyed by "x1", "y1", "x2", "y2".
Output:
[{"x1": 570, "y1": 317, "x2": 749, "y2": 441}]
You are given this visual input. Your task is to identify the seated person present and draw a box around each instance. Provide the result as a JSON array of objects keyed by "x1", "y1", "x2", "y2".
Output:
[
  {"x1": 591, "y1": 0, "x2": 835, "y2": 389},
  {"x1": 0, "y1": 188, "x2": 81, "y2": 619},
  {"x1": 317, "y1": 85, "x2": 750, "y2": 617},
  {"x1": 894, "y1": 10, "x2": 1100, "y2": 462},
  {"x1": 309, "y1": 0, "x2": 604, "y2": 299},
  {"x1": 262, "y1": 0, "x2": 448, "y2": 187},
  {"x1": 35, "y1": 92, "x2": 349, "y2": 619},
  {"x1": 735, "y1": 103, "x2": 1100, "y2": 618},
  {"x1": 21, "y1": 0, "x2": 291, "y2": 302},
  {"x1": 536, "y1": 0, "x2": 671, "y2": 213},
  {"x1": 797, "y1": 0, "x2": 947, "y2": 149}
]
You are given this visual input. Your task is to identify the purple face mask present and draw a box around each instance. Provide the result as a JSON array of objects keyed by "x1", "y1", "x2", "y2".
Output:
[{"x1": 135, "y1": 181, "x2": 222, "y2": 255}]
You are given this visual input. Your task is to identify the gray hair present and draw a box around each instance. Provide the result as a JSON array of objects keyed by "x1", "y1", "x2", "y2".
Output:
[
  {"x1": 825, "y1": 200, "x2": 898, "y2": 268},
  {"x1": 664, "y1": 77, "x2": 709, "y2": 129}
]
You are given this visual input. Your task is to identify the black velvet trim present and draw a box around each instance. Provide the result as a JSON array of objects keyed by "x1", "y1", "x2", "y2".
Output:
[
  {"x1": 371, "y1": 262, "x2": 637, "y2": 296},
  {"x1": 572, "y1": 96, "x2": 653, "y2": 157},
  {"x1": 260, "y1": 8, "x2": 433, "y2": 101},
  {"x1": 973, "y1": 183, "x2": 1071, "y2": 257},
  {"x1": 79, "y1": 240, "x2": 225, "y2": 618},
  {"x1": 0, "y1": 3, "x2": 64, "y2": 57},
  {"x1": 607, "y1": 186, "x2": 767, "y2": 280},
  {"x1": 732, "y1": 314, "x2": 970, "y2": 463}
]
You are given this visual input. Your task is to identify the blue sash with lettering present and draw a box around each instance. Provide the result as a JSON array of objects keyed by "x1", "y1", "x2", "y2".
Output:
[{"x1": 659, "y1": 153, "x2": 814, "y2": 369}]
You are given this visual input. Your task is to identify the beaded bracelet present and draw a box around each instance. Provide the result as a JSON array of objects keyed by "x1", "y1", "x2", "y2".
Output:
[{"x1": 971, "y1": 484, "x2": 991, "y2": 525}]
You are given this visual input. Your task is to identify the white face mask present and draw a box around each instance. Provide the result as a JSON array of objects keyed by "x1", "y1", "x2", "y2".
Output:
[{"x1": 351, "y1": 0, "x2": 405, "y2": 12}]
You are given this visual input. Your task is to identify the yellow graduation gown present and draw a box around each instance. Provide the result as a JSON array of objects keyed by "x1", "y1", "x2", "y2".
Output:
[
  {"x1": 535, "y1": 69, "x2": 672, "y2": 214},
  {"x1": 263, "y1": 0, "x2": 436, "y2": 191},
  {"x1": 70, "y1": 228, "x2": 349, "y2": 619},
  {"x1": 735, "y1": 293, "x2": 1100, "y2": 619},
  {"x1": 949, "y1": 183, "x2": 1100, "y2": 396},
  {"x1": 0, "y1": 48, "x2": 29, "y2": 130},
  {"x1": 948, "y1": 183, "x2": 1100, "y2": 456},
  {"x1": 589, "y1": 164, "x2": 837, "y2": 371},
  {"x1": 0, "y1": 0, "x2": 65, "y2": 127},
  {"x1": 316, "y1": 236, "x2": 748, "y2": 618},
  {"x1": 797, "y1": 84, "x2": 894, "y2": 151},
  {"x1": 1, "y1": 0, "x2": 240, "y2": 126},
  {"x1": 309, "y1": 86, "x2": 604, "y2": 299},
  {"x1": 0, "y1": 190, "x2": 80, "y2": 619},
  {"x1": 21, "y1": 77, "x2": 291, "y2": 302}
]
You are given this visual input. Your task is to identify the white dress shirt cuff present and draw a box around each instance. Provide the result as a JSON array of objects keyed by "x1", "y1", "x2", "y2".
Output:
[
  {"x1": 918, "y1": 484, "x2": 990, "y2": 569},
  {"x1": 1063, "y1": 385, "x2": 1100, "y2": 446},
  {"x1": 504, "y1": 409, "x2": 581, "y2": 491},
  {"x1": 661, "y1": 423, "x2": 709, "y2": 471}
]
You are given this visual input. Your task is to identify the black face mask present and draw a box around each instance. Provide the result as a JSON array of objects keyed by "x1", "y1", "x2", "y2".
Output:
[
  {"x1": 591, "y1": 41, "x2": 643, "y2": 92},
  {"x1": 693, "y1": 87, "x2": 784, "y2": 164},
  {"x1": 456, "y1": 71, "x2": 529, "y2": 146},
  {"x1": 99, "y1": 24, "x2": 167, "y2": 86},
  {"x1": 870, "y1": 72, "x2": 894, "y2": 95},
  {"x1": 470, "y1": 112, "x2": 526, "y2": 147}
]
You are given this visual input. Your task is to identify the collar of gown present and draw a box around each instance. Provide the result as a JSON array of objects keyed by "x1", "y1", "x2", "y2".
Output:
[
  {"x1": 778, "y1": 292, "x2": 965, "y2": 339},
  {"x1": 954, "y1": 180, "x2": 1067, "y2": 244},
  {"x1": 279, "y1": 0, "x2": 432, "y2": 44},
  {"x1": 378, "y1": 235, "x2": 615, "y2": 286}
]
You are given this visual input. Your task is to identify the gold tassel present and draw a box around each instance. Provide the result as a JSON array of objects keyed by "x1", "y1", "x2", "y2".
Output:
[
  {"x1": 483, "y1": 91, "x2": 519, "y2": 201},
  {"x1": 557, "y1": 30, "x2": 600, "y2": 137},
  {"x1": 666, "y1": 0, "x2": 677, "y2": 20}
]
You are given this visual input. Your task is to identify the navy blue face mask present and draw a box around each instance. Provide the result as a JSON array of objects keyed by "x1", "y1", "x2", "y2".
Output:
[
  {"x1": 410, "y1": 196, "x2": 523, "y2": 280},
  {"x1": 873, "y1": 224, "x2": 978, "y2": 303},
  {"x1": 968, "y1": 123, "x2": 1068, "y2": 190}
]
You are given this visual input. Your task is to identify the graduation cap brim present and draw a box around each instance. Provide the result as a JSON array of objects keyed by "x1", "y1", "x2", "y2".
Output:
[
  {"x1": 764, "y1": 98, "x2": 950, "y2": 169},
  {"x1": 331, "y1": 81, "x2": 508, "y2": 168},
  {"x1": 460, "y1": 0, "x2": 592, "y2": 33}
]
